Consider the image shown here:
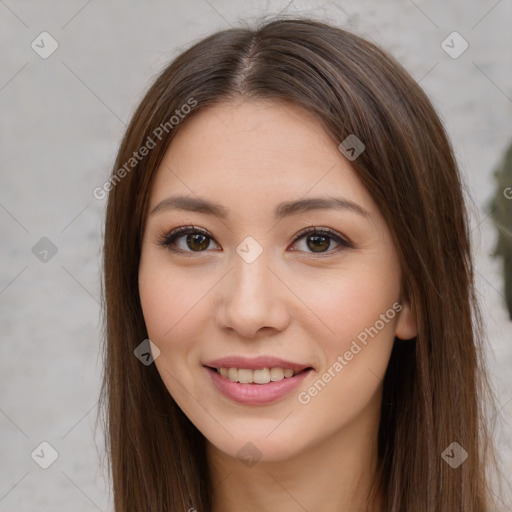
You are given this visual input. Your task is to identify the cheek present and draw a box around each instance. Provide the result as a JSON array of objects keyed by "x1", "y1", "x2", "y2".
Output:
[
  {"x1": 297, "y1": 262, "x2": 400, "y2": 415},
  {"x1": 138, "y1": 261, "x2": 207, "y2": 399},
  {"x1": 300, "y1": 265, "x2": 399, "y2": 406},
  {"x1": 310, "y1": 264, "x2": 400, "y2": 348},
  {"x1": 138, "y1": 258, "x2": 205, "y2": 343}
]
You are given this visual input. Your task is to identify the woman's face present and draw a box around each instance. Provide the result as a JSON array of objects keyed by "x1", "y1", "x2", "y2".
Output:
[{"x1": 138, "y1": 99, "x2": 417, "y2": 462}]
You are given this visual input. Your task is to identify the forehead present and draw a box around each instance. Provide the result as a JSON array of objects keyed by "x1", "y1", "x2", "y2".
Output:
[
  {"x1": 148, "y1": 99, "x2": 377, "y2": 220},
  {"x1": 165, "y1": 98, "x2": 334, "y2": 167}
]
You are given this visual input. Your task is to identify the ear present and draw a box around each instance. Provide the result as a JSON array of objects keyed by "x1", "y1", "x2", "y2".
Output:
[{"x1": 395, "y1": 297, "x2": 418, "y2": 340}]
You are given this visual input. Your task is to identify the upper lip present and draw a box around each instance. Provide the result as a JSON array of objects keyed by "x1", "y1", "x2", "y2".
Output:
[{"x1": 203, "y1": 356, "x2": 313, "y2": 372}]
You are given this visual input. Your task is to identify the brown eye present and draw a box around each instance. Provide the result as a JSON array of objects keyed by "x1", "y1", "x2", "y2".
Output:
[
  {"x1": 305, "y1": 234, "x2": 331, "y2": 252},
  {"x1": 158, "y1": 226, "x2": 219, "y2": 254},
  {"x1": 158, "y1": 226, "x2": 352, "y2": 256},
  {"x1": 290, "y1": 228, "x2": 353, "y2": 255},
  {"x1": 183, "y1": 232, "x2": 210, "y2": 251}
]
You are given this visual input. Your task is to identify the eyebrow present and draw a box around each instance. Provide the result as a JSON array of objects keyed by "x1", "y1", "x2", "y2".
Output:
[{"x1": 149, "y1": 195, "x2": 369, "y2": 219}]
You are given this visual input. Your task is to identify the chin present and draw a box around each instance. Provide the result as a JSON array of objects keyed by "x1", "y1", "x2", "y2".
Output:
[{"x1": 205, "y1": 426, "x2": 314, "y2": 464}]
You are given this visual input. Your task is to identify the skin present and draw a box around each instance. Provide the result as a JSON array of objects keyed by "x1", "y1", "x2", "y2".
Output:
[{"x1": 138, "y1": 99, "x2": 417, "y2": 512}]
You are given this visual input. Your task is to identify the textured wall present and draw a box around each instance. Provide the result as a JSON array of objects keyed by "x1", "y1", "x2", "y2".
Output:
[{"x1": 1, "y1": 1, "x2": 511, "y2": 510}]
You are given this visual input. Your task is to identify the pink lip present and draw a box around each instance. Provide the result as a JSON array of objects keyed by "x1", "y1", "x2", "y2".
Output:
[
  {"x1": 203, "y1": 366, "x2": 313, "y2": 405},
  {"x1": 202, "y1": 356, "x2": 312, "y2": 372}
]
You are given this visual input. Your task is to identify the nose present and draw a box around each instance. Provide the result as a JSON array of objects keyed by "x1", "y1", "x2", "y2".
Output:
[{"x1": 215, "y1": 247, "x2": 290, "y2": 339}]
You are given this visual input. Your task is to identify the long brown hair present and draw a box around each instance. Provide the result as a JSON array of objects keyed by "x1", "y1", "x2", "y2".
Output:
[{"x1": 99, "y1": 16, "x2": 503, "y2": 511}]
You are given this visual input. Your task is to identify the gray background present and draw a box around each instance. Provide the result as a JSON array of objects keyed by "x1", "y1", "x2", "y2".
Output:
[{"x1": 1, "y1": 0, "x2": 511, "y2": 510}]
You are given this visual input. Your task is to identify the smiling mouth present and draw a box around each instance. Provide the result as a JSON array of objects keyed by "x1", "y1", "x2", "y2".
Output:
[{"x1": 206, "y1": 366, "x2": 313, "y2": 385}]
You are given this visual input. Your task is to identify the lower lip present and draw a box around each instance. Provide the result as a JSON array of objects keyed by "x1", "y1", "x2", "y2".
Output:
[{"x1": 204, "y1": 366, "x2": 313, "y2": 405}]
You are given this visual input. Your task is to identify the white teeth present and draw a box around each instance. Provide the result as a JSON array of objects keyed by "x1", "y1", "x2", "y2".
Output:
[
  {"x1": 217, "y1": 367, "x2": 303, "y2": 384},
  {"x1": 253, "y1": 368, "x2": 270, "y2": 384},
  {"x1": 227, "y1": 368, "x2": 238, "y2": 381},
  {"x1": 238, "y1": 369, "x2": 253, "y2": 383},
  {"x1": 270, "y1": 368, "x2": 284, "y2": 381}
]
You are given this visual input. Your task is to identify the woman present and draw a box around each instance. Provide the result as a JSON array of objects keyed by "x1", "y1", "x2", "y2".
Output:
[{"x1": 99, "y1": 17, "x2": 502, "y2": 511}]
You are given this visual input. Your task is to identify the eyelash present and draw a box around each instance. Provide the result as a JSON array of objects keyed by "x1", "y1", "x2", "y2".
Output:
[{"x1": 156, "y1": 225, "x2": 354, "y2": 257}]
